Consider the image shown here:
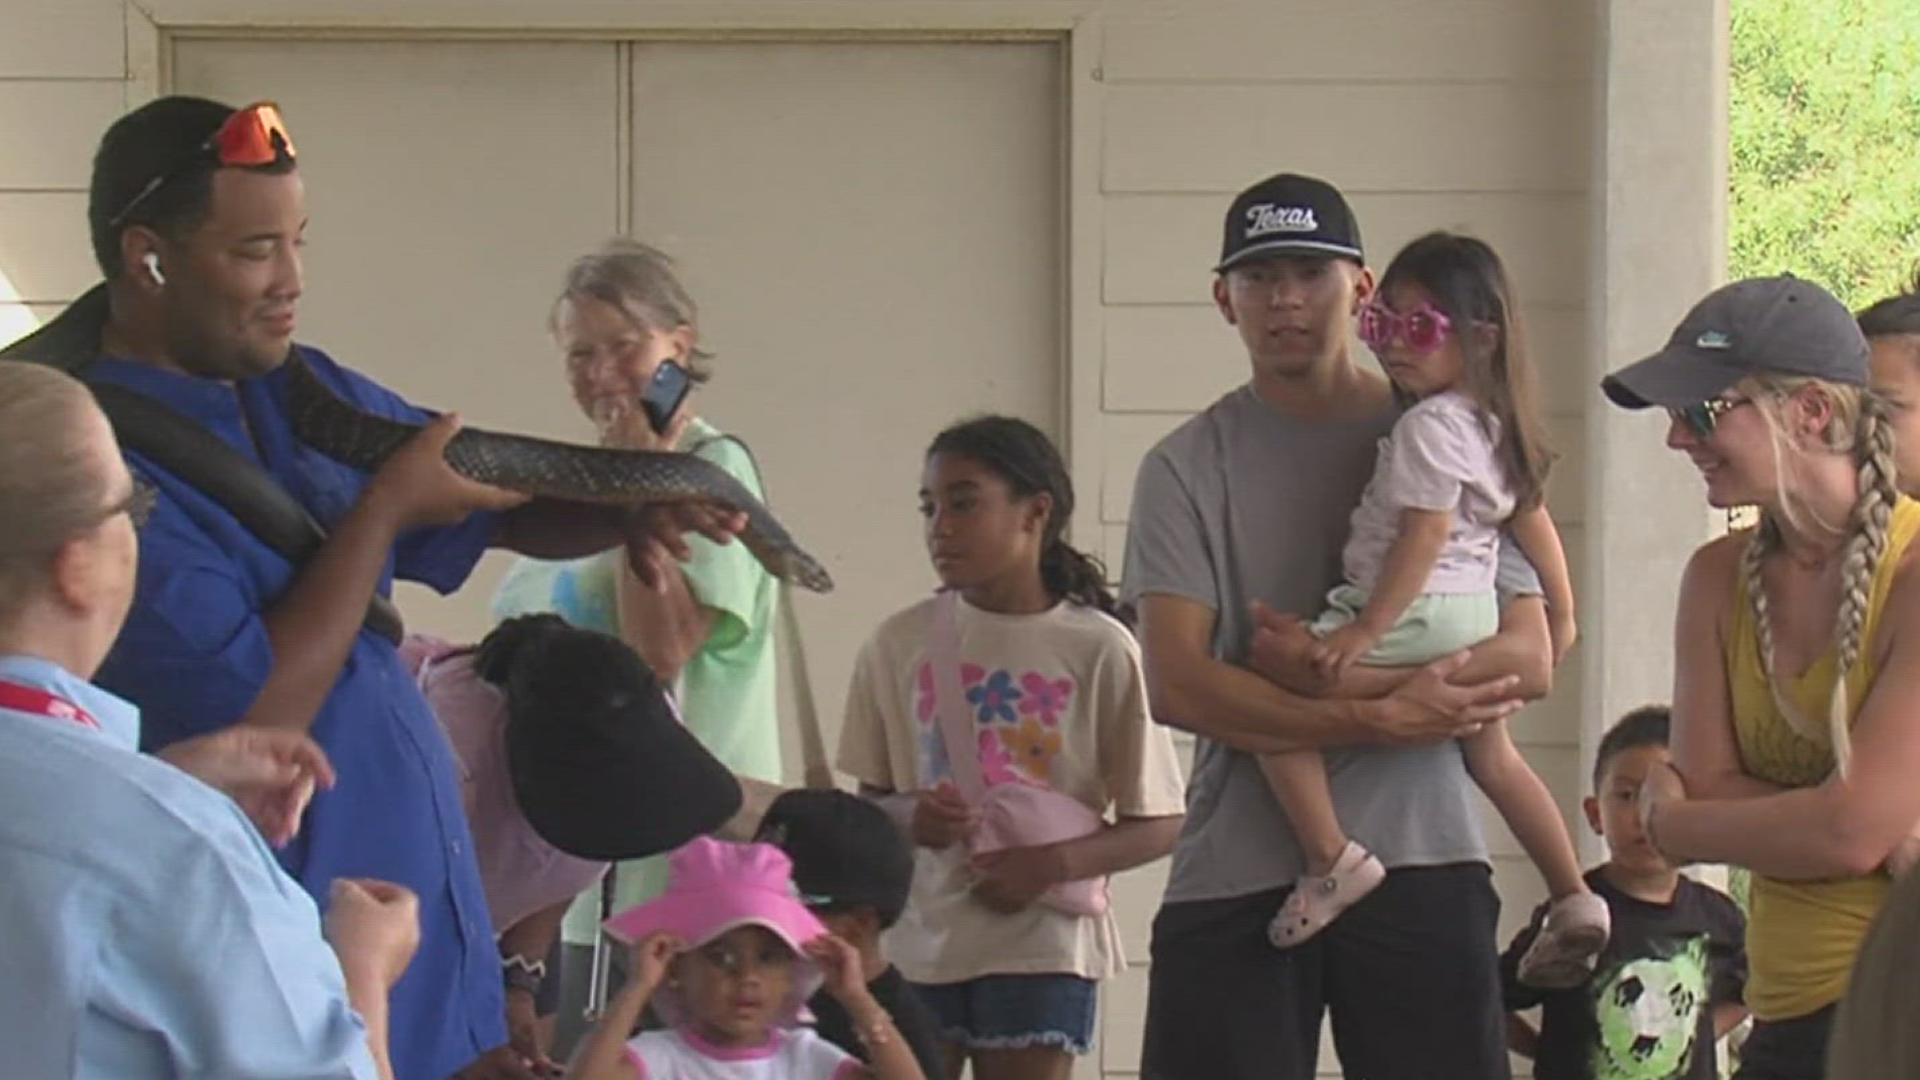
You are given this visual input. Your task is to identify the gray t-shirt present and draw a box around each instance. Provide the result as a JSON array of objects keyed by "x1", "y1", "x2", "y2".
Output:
[{"x1": 1120, "y1": 384, "x2": 1542, "y2": 904}]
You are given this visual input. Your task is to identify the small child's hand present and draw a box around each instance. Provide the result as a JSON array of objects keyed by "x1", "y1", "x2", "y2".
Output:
[
  {"x1": 1312, "y1": 623, "x2": 1380, "y2": 682},
  {"x1": 911, "y1": 782, "x2": 974, "y2": 849},
  {"x1": 1247, "y1": 602, "x2": 1329, "y2": 695},
  {"x1": 804, "y1": 934, "x2": 872, "y2": 1007},
  {"x1": 631, "y1": 931, "x2": 683, "y2": 992}
]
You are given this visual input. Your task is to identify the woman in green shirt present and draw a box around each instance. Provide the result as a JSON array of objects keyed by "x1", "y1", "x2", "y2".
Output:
[{"x1": 491, "y1": 239, "x2": 783, "y2": 1047}]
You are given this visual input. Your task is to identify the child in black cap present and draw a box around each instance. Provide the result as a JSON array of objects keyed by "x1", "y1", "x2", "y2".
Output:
[{"x1": 756, "y1": 790, "x2": 945, "y2": 1077}]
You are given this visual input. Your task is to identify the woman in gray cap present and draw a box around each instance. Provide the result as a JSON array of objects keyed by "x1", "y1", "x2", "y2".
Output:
[{"x1": 1602, "y1": 275, "x2": 1920, "y2": 1079}]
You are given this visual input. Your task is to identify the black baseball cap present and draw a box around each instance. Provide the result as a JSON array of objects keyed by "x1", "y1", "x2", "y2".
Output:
[
  {"x1": 1215, "y1": 172, "x2": 1364, "y2": 272},
  {"x1": 1603, "y1": 274, "x2": 1870, "y2": 409},
  {"x1": 754, "y1": 789, "x2": 914, "y2": 928},
  {"x1": 476, "y1": 615, "x2": 743, "y2": 862}
]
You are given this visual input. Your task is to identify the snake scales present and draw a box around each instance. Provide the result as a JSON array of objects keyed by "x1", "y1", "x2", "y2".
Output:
[{"x1": 283, "y1": 354, "x2": 834, "y2": 593}]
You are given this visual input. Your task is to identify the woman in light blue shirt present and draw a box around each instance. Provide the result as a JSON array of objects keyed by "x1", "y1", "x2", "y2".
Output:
[{"x1": 0, "y1": 361, "x2": 416, "y2": 1080}]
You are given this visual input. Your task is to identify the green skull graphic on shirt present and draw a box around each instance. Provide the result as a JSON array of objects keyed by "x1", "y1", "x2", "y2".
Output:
[{"x1": 1592, "y1": 935, "x2": 1710, "y2": 1079}]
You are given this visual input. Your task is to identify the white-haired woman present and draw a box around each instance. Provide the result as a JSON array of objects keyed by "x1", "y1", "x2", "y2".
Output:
[{"x1": 1602, "y1": 276, "x2": 1920, "y2": 1080}]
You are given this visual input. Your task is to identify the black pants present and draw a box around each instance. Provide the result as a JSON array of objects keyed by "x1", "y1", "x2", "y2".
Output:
[
  {"x1": 1734, "y1": 1006, "x2": 1835, "y2": 1080},
  {"x1": 1140, "y1": 863, "x2": 1509, "y2": 1080}
]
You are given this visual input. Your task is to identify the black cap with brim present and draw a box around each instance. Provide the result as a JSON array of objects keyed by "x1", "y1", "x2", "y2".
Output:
[
  {"x1": 484, "y1": 615, "x2": 743, "y2": 862},
  {"x1": 1601, "y1": 274, "x2": 1869, "y2": 411},
  {"x1": 1600, "y1": 347, "x2": 1754, "y2": 410},
  {"x1": 1215, "y1": 238, "x2": 1365, "y2": 274},
  {"x1": 755, "y1": 788, "x2": 914, "y2": 926},
  {"x1": 1215, "y1": 173, "x2": 1364, "y2": 274}
]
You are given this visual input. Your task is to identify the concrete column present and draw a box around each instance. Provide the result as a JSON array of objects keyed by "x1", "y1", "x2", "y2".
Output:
[{"x1": 1581, "y1": 0, "x2": 1729, "y2": 859}]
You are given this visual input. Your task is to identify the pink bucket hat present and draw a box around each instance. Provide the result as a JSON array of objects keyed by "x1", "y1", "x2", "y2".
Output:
[{"x1": 603, "y1": 837, "x2": 829, "y2": 1026}]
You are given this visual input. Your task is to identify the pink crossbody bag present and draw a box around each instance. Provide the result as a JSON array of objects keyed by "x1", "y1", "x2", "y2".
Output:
[{"x1": 927, "y1": 590, "x2": 1110, "y2": 917}]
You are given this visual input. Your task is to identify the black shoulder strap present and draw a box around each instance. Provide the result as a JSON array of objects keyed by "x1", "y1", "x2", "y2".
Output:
[{"x1": 1, "y1": 284, "x2": 403, "y2": 644}]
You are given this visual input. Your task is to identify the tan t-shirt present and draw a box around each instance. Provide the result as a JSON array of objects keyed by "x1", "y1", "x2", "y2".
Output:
[{"x1": 837, "y1": 595, "x2": 1186, "y2": 984}]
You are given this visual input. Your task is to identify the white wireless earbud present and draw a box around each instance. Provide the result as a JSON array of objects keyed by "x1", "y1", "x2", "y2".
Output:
[{"x1": 142, "y1": 252, "x2": 166, "y2": 287}]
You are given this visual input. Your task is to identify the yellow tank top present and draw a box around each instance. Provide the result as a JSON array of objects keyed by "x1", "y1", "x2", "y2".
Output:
[{"x1": 1726, "y1": 495, "x2": 1920, "y2": 1020}]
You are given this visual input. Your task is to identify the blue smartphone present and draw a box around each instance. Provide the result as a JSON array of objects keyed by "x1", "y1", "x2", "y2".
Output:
[{"x1": 639, "y1": 359, "x2": 692, "y2": 435}]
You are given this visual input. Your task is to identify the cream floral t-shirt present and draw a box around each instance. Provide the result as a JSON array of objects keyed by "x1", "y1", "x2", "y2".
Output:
[{"x1": 837, "y1": 594, "x2": 1186, "y2": 984}]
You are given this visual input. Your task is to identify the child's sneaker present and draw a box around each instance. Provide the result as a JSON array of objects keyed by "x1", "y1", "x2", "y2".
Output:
[
  {"x1": 1267, "y1": 841, "x2": 1386, "y2": 949},
  {"x1": 1517, "y1": 891, "x2": 1612, "y2": 988}
]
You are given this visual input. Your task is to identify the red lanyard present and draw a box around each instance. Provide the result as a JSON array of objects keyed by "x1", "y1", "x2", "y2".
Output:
[{"x1": 0, "y1": 680, "x2": 101, "y2": 731}]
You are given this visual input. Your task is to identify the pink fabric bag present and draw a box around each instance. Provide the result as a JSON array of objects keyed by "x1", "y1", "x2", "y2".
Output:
[{"x1": 927, "y1": 590, "x2": 1110, "y2": 917}]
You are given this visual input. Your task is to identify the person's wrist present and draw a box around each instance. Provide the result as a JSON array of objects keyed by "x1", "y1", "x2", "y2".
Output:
[
  {"x1": 1352, "y1": 611, "x2": 1392, "y2": 636},
  {"x1": 1357, "y1": 697, "x2": 1398, "y2": 744},
  {"x1": 503, "y1": 953, "x2": 546, "y2": 998},
  {"x1": 1045, "y1": 842, "x2": 1075, "y2": 885},
  {"x1": 338, "y1": 954, "x2": 401, "y2": 993},
  {"x1": 833, "y1": 981, "x2": 881, "y2": 1012},
  {"x1": 846, "y1": 1004, "x2": 897, "y2": 1049},
  {"x1": 352, "y1": 480, "x2": 411, "y2": 536}
]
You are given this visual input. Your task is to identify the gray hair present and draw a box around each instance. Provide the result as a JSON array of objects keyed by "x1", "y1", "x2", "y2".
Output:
[
  {"x1": 550, "y1": 238, "x2": 714, "y2": 383},
  {"x1": 0, "y1": 362, "x2": 113, "y2": 604}
]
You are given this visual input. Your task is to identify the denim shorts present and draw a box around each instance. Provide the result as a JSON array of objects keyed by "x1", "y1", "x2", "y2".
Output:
[{"x1": 911, "y1": 973, "x2": 1098, "y2": 1054}]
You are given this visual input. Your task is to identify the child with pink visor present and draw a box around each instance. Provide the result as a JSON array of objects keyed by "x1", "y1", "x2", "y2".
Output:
[{"x1": 565, "y1": 837, "x2": 930, "y2": 1080}]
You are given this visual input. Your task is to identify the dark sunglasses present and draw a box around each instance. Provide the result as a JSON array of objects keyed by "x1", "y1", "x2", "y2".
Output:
[
  {"x1": 1667, "y1": 395, "x2": 1752, "y2": 439},
  {"x1": 106, "y1": 102, "x2": 298, "y2": 229}
]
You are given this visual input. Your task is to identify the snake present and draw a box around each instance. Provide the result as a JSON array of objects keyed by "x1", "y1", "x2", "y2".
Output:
[{"x1": 282, "y1": 353, "x2": 834, "y2": 593}]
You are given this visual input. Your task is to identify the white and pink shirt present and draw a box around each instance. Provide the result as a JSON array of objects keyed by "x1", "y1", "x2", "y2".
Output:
[
  {"x1": 1339, "y1": 390, "x2": 1516, "y2": 595},
  {"x1": 624, "y1": 1026, "x2": 860, "y2": 1080}
]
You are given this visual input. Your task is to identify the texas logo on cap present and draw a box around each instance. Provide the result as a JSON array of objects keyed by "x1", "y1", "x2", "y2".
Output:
[
  {"x1": 1244, "y1": 203, "x2": 1319, "y2": 238},
  {"x1": 1216, "y1": 172, "x2": 1363, "y2": 272}
]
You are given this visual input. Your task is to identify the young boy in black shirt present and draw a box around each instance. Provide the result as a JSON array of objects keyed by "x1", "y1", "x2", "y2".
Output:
[
  {"x1": 756, "y1": 789, "x2": 945, "y2": 1076},
  {"x1": 1502, "y1": 706, "x2": 1748, "y2": 1080}
]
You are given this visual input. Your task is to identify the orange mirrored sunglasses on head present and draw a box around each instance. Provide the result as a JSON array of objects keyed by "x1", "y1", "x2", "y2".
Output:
[{"x1": 107, "y1": 101, "x2": 297, "y2": 227}]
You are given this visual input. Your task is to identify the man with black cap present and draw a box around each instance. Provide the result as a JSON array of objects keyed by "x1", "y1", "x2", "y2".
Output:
[
  {"x1": 407, "y1": 615, "x2": 744, "y2": 1073},
  {"x1": 755, "y1": 789, "x2": 945, "y2": 1078},
  {"x1": 1120, "y1": 173, "x2": 1555, "y2": 1078}
]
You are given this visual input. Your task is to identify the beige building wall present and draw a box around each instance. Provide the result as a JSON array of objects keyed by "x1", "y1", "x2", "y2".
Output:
[{"x1": 0, "y1": 2, "x2": 1726, "y2": 1077}]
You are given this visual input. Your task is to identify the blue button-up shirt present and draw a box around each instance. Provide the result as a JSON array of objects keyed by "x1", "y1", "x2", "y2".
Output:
[
  {"x1": 0, "y1": 654, "x2": 380, "y2": 1079},
  {"x1": 92, "y1": 347, "x2": 505, "y2": 1080}
]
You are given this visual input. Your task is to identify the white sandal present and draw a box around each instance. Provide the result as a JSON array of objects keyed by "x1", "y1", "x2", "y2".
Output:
[
  {"x1": 1517, "y1": 891, "x2": 1612, "y2": 988},
  {"x1": 1267, "y1": 841, "x2": 1387, "y2": 949}
]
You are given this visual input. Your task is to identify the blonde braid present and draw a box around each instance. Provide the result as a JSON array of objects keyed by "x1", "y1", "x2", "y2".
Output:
[
  {"x1": 1827, "y1": 397, "x2": 1899, "y2": 776},
  {"x1": 1740, "y1": 514, "x2": 1820, "y2": 742}
]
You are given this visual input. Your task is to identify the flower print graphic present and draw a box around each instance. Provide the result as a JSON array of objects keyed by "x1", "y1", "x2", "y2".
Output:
[
  {"x1": 916, "y1": 661, "x2": 989, "y2": 728},
  {"x1": 999, "y1": 719, "x2": 1064, "y2": 783},
  {"x1": 967, "y1": 669, "x2": 1022, "y2": 726},
  {"x1": 979, "y1": 730, "x2": 1021, "y2": 785},
  {"x1": 1017, "y1": 672, "x2": 1074, "y2": 727}
]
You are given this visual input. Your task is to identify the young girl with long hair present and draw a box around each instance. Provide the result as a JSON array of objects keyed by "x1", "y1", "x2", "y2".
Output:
[
  {"x1": 1259, "y1": 233, "x2": 1605, "y2": 990},
  {"x1": 837, "y1": 416, "x2": 1187, "y2": 1080}
]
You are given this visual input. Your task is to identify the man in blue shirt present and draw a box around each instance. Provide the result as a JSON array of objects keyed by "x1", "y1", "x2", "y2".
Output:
[
  {"x1": 0, "y1": 359, "x2": 424, "y2": 1079},
  {"x1": 17, "y1": 96, "x2": 741, "y2": 1080}
]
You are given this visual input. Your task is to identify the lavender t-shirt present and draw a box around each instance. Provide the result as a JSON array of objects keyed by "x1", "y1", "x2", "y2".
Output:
[{"x1": 1342, "y1": 390, "x2": 1516, "y2": 595}]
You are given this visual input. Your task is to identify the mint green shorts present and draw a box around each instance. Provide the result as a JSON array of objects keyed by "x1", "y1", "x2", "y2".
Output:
[{"x1": 1309, "y1": 584, "x2": 1498, "y2": 666}]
